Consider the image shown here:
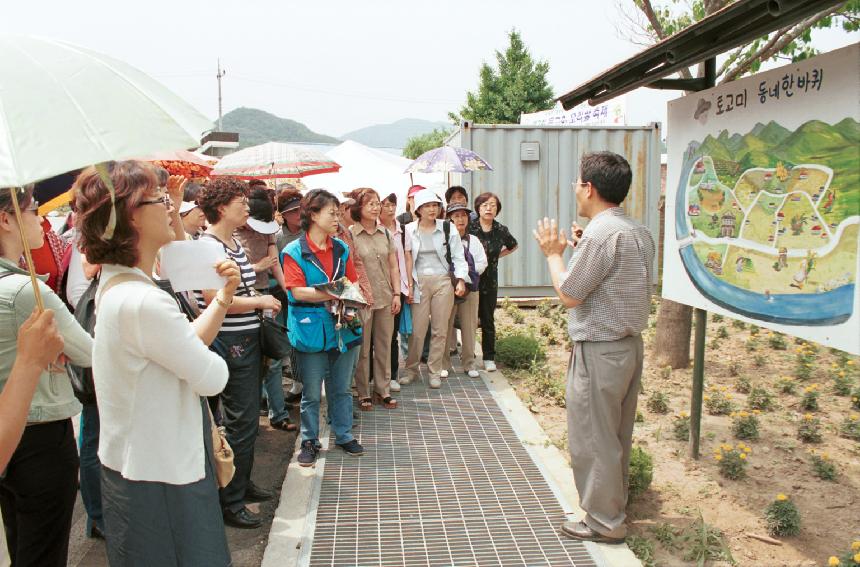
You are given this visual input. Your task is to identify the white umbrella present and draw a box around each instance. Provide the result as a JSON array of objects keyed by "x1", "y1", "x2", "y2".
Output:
[
  {"x1": 0, "y1": 35, "x2": 213, "y2": 188},
  {"x1": 0, "y1": 34, "x2": 213, "y2": 309},
  {"x1": 211, "y1": 142, "x2": 340, "y2": 179}
]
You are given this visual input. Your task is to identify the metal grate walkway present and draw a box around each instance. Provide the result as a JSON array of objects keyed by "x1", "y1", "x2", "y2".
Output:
[{"x1": 305, "y1": 367, "x2": 599, "y2": 567}]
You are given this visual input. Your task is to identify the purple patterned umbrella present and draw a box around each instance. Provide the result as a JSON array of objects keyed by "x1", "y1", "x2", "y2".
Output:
[{"x1": 404, "y1": 146, "x2": 493, "y2": 174}]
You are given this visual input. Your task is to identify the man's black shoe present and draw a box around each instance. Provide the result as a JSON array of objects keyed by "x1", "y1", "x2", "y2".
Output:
[
  {"x1": 245, "y1": 482, "x2": 274, "y2": 503},
  {"x1": 336, "y1": 439, "x2": 365, "y2": 456},
  {"x1": 223, "y1": 507, "x2": 262, "y2": 529},
  {"x1": 284, "y1": 391, "x2": 302, "y2": 404},
  {"x1": 297, "y1": 440, "x2": 318, "y2": 467}
]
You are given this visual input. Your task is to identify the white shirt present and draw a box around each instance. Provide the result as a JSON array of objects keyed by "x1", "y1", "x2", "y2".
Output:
[
  {"x1": 463, "y1": 234, "x2": 489, "y2": 276},
  {"x1": 93, "y1": 264, "x2": 228, "y2": 484}
]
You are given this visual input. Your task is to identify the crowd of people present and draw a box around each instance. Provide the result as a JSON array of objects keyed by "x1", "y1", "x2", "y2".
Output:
[
  {"x1": 1, "y1": 150, "x2": 654, "y2": 562},
  {"x1": 0, "y1": 162, "x2": 520, "y2": 565}
]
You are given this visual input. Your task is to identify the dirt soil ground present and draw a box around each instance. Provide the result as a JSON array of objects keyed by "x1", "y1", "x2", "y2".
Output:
[{"x1": 495, "y1": 297, "x2": 859, "y2": 567}]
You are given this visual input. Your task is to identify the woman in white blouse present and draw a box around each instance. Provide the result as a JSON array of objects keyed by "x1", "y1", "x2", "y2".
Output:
[{"x1": 74, "y1": 161, "x2": 240, "y2": 566}]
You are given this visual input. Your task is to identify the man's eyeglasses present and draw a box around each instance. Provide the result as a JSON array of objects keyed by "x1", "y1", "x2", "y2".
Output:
[{"x1": 140, "y1": 195, "x2": 172, "y2": 207}]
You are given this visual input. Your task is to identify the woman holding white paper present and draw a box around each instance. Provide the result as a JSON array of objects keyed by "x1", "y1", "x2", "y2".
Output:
[{"x1": 73, "y1": 160, "x2": 241, "y2": 566}]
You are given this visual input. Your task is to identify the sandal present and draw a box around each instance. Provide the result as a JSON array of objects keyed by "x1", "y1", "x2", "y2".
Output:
[
  {"x1": 359, "y1": 398, "x2": 373, "y2": 411},
  {"x1": 373, "y1": 393, "x2": 397, "y2": 409},
  {"x1": 271, "y1": 419, "x2": 297, "y2": 431}
]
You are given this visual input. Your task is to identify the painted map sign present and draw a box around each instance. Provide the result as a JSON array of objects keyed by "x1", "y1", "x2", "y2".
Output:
[{"x1": 664, "y1": 44, "x2": 860, "y2": 354}]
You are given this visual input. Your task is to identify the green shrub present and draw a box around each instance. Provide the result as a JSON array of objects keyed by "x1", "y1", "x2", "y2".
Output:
[
  {"x1": 711, "y1": 313, "x2": 724, "y2": 322},
  {"x1": 839, "y1": 414, "x2": 860, "y2": 441},
  {"x1": 659, "y1": 365, "x2": 672, "y2": 379},
  {"x1": 731, "y1": 319, "x2": 747, "y2": 330},
  {"x1": 628, "y1": 446, "x2": 653, "y2": 498},
  {"x1": 764, "y1": 494, "x2": 801, "y2": 537},
  {"x1": 679, "y1": 514, "x2": 735, "y2": 565},
  {"x1": 672, "y1": 411, "x2": 690, "y2": 441},
  {"x1": 745, "y1": 337, "x2": 759, "y2": 352},
  {"x1": 646, "y1": 391, "x2": 670, "y2": 414},
  {"x1": 833, "y1": 372, "x2": 853, "y2": 396},
  {"x1": 625, "y1": 535, "x2": 655, "y2": 567},
  {"x1": 747, "y1": 386, "x2": 775, "y2": 411},
  {"x1": 635, "y1": 410, "x2": 645, "y2": 423},
  {"x1": 714, "y1": 442, "x2": 750, "y2": 480},
  {"x1": 749, "y1": 326, "x2": 760, "y2": 336},
  {"x1": 853, "y1": 387, "x2": 860, "y2": 410},
  {"x1": 728, "y1": 360, "x2": 742, "y2": 377},
  {"x1": 495, "y1": 334, "x2": 545, "y2": 370},
  {"x1": 799, "y1": 384, "x2": 821, "y2": 411},
  {"x1": 777, "y1": 377, "x2": 797, "y2": 394},
  {"x1": 731, "y1": 410, "x2": 760, "y2": 440},
  {"x1": 753, "y1": 353, "x2": 767, "y2": 367},
  {"x1": 734, "y1": 375, "x2": 751, "y2": 393},
  {"x1": 809, "y1": 450, "x2": 838, "y2": 481},
  {"x1": 768, "y1": 332, "x2": 788, "y2": 350},
  {"x1": 704, "y1": 386, "x2": 735, "y2": 415},
  {"x1": 716, "y1": 325, "x2": 729, "y2": 339},
  {"x1": 536, "y1": 298, "x2": 554, "y2": 318},
  {"x1": 798, "y1": 414, "x2": 823, "y2": 443}
]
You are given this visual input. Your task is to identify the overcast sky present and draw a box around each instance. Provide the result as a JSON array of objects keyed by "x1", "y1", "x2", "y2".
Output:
[{"x1": 2, "y1": 1, "x2": 857, "y2": 138}]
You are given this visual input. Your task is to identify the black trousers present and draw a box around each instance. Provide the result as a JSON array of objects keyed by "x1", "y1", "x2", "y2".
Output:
[
  {"x1": 0, "y1": 419, "x2": 79, "y2": 567},
  {"x1": 478, "y1": 285, "x2": 499, "y2": 361},
  {"x1": 217, "y1": 330, "x2": 263, "y2": 514}
]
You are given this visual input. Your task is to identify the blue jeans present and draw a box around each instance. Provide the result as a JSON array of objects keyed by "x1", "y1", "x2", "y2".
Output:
[
  {"x1": 79, "y1": 404, "x2": 103, "y2": 535},
  {"x1": 262, "y1": 308, "x2": 291, "y2": 424},
  {"x1": 297, "y1": 346, "x2": 359, "y2": 445}
]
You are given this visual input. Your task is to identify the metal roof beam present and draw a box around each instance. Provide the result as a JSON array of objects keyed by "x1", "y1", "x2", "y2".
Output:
[{"x1": 558, "y1": 0, "x2": 846, "y2": 109}]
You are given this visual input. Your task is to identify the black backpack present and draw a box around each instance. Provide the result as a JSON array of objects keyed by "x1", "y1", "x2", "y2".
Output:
[{"x1": 68, "y1": 276, "x2": 99, "y2": 405}]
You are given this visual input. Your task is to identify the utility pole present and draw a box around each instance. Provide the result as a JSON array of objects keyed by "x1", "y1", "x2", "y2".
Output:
[{"x1": 216, "y1": 58, "x2": 226, "y2": 131}]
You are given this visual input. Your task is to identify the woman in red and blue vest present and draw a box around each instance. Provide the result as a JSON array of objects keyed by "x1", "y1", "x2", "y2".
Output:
[{"x1": 281, "y1": 189, "x2": 365, "y2": 467}]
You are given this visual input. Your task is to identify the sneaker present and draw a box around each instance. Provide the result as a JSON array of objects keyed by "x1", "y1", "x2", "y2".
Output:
[
  {"x1": 297, "y1": 440, "x2": 318, "y2": 467},
  {"x1": 399, "y1": 373, "x2": 413, "y2": 385},
  {"x1": 389, "y1": 380, "x2": 401, "y2": 392},
  {"x1": 440, "y1": 370, "x2": 449, "y2": 379},
  {"x1": 336, "y1": 439, "x2": 365, "y2": 456},
  {"x1": 468, "y1": 369, "x2": 480, "y2": 378},
  {"x1": 484, "y1": 360, "x2": 497, "y2": 372},
  {"x1": 429, "y1": 376, "x2": 442, "y2": 389}
]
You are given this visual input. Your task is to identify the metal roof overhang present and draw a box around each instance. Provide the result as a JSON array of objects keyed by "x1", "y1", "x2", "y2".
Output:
[{"x1": 558, "y1": 0, "x2": 846, "y2": 108}]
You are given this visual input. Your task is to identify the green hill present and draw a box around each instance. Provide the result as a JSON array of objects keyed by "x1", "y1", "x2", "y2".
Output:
[
  {"x1": 342, "y1": 118, "x2": 450, "y2": 149},
  {"x1": 756, "y1": 121, "x2": 791, "y2": 145},
  {"x1": 833, "y1": 117, "x2": 860, "y2": 143},
  {"x1": 698, "y1": 134, "x2": 732, "y2": 161},
  {"x1": 774, "y1": 120, "x2": 853, "y2": 162},
  {"x1": 221, "y1": 107, "x2": 340, "y2": 148}
]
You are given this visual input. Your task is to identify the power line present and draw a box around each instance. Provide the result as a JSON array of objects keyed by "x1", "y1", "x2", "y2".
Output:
[{"x1": 229, "y1": 74, "x2": 461, "y2": 105}]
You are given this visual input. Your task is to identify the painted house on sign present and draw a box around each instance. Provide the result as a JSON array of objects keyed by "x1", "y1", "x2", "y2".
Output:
[
  {"x1": 720, "y1": 212, "x2": 736, "y2": 238},
  {"x1": 695, "y1": 161, "x2": 705, "y2": 173},
  {"x1": 688, "y1": 204, "x2": 701, "y2": 216}
]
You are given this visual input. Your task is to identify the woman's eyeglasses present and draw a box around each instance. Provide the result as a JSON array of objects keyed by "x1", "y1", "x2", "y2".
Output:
[{"x1": 140, "y1": 195, "x2": 172, "y2": 207}]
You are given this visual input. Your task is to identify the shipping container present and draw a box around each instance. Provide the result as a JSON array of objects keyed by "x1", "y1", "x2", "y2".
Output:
[{"x1": 448, "y1": 122, "x2": 662, "y2": 297}]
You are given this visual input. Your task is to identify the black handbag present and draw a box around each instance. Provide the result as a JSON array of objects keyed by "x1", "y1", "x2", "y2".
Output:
[{"x1": 258, "y1": 310, "x2": 290, "y2": 360}]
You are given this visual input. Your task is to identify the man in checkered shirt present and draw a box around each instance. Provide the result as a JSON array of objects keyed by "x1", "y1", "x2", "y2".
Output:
[{"x1": 534, "y1": 151, "x2": 655, "y2": 544}]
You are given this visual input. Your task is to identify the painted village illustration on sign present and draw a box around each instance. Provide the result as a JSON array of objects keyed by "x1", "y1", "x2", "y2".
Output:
[{"x1": 675, "y1": 117, "x2": 859, "y2": 326}]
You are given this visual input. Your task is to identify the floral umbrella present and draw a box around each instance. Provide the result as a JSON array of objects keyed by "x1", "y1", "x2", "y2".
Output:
[
  {"x1": 404, "y1": 145, "x2": 493, "y2": 174},
  {"x1": 211, "y1": 142, "x2": 340, "y2": 179}
]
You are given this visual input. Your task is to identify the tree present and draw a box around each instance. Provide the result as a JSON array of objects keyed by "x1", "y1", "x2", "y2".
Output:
[
  {"x1": 622, "y1": 0, "x2": 859, "y2": 368},
  {"x1": 618, "y1": 1, "x2": 859, "y2": 84},
  {"x1": 402, "y1": 128, "x2": 451, "y2": 160},
  {"x1": 449, "y1": 30, "x2": 554, "y2": 124}
]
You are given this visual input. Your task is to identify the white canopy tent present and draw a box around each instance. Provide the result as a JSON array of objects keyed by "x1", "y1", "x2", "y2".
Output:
[{"x1": 303, "y1": 140, "x2": 446, "y2": 214}]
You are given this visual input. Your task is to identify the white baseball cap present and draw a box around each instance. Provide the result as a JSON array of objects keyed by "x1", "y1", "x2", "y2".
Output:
[{"x1": 179, "y1": 201, "x2": 199, "y2": 215}]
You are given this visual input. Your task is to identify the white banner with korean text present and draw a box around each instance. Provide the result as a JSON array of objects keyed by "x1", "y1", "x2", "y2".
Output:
[
  {"x1": 520, "y1": 97, "x2": 626, "y2": 127},
  {"x1": 663, "y1": 43, "x2": 860, "y2": 354}
]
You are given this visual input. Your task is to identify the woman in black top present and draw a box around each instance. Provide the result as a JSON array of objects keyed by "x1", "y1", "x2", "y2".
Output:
[{"x1": 468, "y1": 192, "x2": 517, "y2": 372}]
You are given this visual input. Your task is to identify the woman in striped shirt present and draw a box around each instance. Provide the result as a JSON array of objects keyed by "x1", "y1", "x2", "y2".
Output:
[{"x1": 195, "y1": 177, "x2": 281, "y2": 530}]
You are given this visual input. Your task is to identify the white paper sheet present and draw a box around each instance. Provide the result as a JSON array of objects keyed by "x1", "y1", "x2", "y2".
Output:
[{"x1": 160, "y1": 239, "x2": 228, "y2": 292}]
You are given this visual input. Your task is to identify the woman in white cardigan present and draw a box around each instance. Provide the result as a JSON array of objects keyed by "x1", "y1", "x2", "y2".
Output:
[
  {"x1": 74, "y1": 161, "x2": 240, "y2": 567},
  {"x1": 402, "y1": 190, "x2": 469, "y2": 389}
]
